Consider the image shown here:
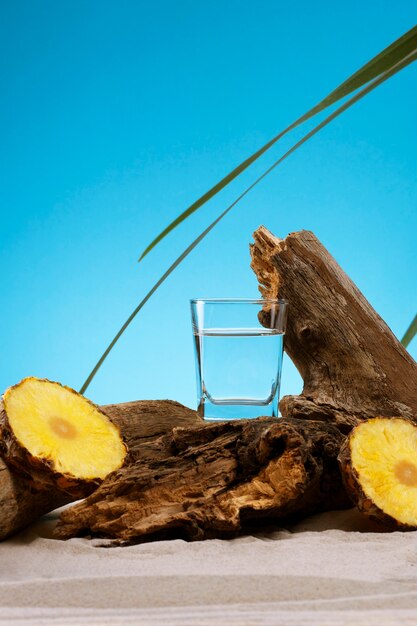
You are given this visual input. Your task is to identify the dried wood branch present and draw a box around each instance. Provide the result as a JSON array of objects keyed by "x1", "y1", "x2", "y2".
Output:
[
  {"x1": 54, "y1": 417, "x2": 349, "y2": 543},
  {"x1": 250, "y1": 227, "x2": 417, "y2": 431}
]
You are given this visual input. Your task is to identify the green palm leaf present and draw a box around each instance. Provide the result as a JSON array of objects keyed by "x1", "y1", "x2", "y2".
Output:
[
  {"x1": 80, "y1": 48, "x2": 417, "y2": 394},
  {"x1": 401, "y1": 314, "x2": 417, "y2": 348},
  {"x1": 138, "y1": 25, "x2": 417, "y2": 262}
]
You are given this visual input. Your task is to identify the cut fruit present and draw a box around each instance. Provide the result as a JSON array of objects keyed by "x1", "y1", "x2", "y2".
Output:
[
  {"x1": 0, "y1": 377, "x2": 127, "y2": 498},
  {"x1": 338, "y1": 417, "x2": 417, "y2": 529}
]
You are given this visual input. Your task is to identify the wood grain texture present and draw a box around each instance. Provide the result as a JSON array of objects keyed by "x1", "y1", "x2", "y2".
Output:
[
  {"x1": 250, "y1": 227, "x2": 417, "y2": 430},
  {"x1": 54, "y1": 417, "x2": 350, "y2": 543},
  {"x1": 0, "y1": 399, "x2": 201, "y2": 540}
]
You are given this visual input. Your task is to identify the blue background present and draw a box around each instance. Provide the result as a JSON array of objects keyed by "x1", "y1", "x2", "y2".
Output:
[{"x1": 1, "y1": 1, "x2": 416, "y2": 408}]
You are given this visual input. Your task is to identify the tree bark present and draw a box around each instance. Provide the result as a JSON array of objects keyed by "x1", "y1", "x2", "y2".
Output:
[
  {"x1": 54, "y1": 417, "x2": 349, "y2": 543},
  {"x1": 250, "y1": 227, "x2": 417, "y2": 431},
  {"x1": 0, "y1": 399, "x2": 201, "y2": 540}
]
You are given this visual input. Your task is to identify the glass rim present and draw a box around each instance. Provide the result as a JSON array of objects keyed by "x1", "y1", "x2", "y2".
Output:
[{"x1": 190, "y1": 298, "x2": 288, "y2": 305}]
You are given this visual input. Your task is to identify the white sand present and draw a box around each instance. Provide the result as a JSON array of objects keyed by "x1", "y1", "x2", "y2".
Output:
[{"x1": 1, "y1": 508, "x2": 417, "y2": 625}]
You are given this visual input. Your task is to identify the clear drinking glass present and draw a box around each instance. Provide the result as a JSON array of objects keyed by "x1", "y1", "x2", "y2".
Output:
[{"x1": 190, "y1": 298, "x2": 288, "y2": 420}]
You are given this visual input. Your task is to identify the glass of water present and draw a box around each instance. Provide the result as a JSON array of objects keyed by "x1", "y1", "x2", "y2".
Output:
[{"x1": 190, "y1": 298, "x2": 288, "y2": 420}]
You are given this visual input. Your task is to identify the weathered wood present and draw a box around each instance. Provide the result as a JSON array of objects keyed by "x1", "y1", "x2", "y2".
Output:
[
  {"x1": 250, "y1": 227, "x2": 417, "y2": 431},
  {"x1": 0, "y1": 461, "x2": 72, "y2": 541},
  {"x1": 54, "y1": 417, "x2": 350, "y2": 543},
  {"x1": 0, "y1": 399, "x2": 201, "y2": 540},
  {"x1": 102, "y1": 399, "x2": 201, "y2": 451}
]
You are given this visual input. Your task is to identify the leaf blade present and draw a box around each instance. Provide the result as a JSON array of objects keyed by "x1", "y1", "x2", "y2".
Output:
[
  {"x1": 138, "y1": 25, "x2": 417, "y2": 261},
  {"x1": 401, "y1": 314, "x2": 417, "y2": 348}
]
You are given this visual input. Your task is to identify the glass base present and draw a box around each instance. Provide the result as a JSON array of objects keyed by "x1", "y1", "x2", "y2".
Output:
[{"x1": 198, "y1": 400, "x2": 278, "y2": 421}]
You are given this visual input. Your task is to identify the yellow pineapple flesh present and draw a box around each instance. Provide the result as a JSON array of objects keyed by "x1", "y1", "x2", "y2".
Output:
[
  {"x1": 1, "y1": 377, "x2": 127, "y2": 495},
  {"x1": 339, "y1": 417, "x2": 417, "y2": 529}
]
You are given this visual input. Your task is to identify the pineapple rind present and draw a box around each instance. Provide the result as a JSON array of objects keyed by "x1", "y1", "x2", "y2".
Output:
[
  {"x1": 4, "y1": 377, "x2": 126, "y2": 481},
  {"x1": 350, "y1": 418, "x2": 417, "y2": 527}
]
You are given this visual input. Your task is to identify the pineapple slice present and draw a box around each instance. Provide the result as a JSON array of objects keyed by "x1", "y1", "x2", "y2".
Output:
[
  {"x1": 0, "y1": 377, "x2": 127, "y2": 497},
  {"x1": 339, "y1": 417, "x2": 417, "y2": 529}
]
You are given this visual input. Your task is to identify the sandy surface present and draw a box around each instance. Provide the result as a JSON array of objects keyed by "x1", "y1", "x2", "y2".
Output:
[{"x1": 1, "y1": 508, "x2": 417, "y2": 625}]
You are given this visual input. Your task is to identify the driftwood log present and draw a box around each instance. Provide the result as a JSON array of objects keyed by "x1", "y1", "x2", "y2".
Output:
[
  {"x1": 54, "y1": 417, "x2": 349, "y2": 543},
  {"x1": 53, "y1": 227, "x2": 417, "y2": 543},
  {"x1": 251, "y1": 227, "x2": 417, "y2": 430},
  {"x1": 0, "y1": 399, "x2": 201, "y2": 540}
]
